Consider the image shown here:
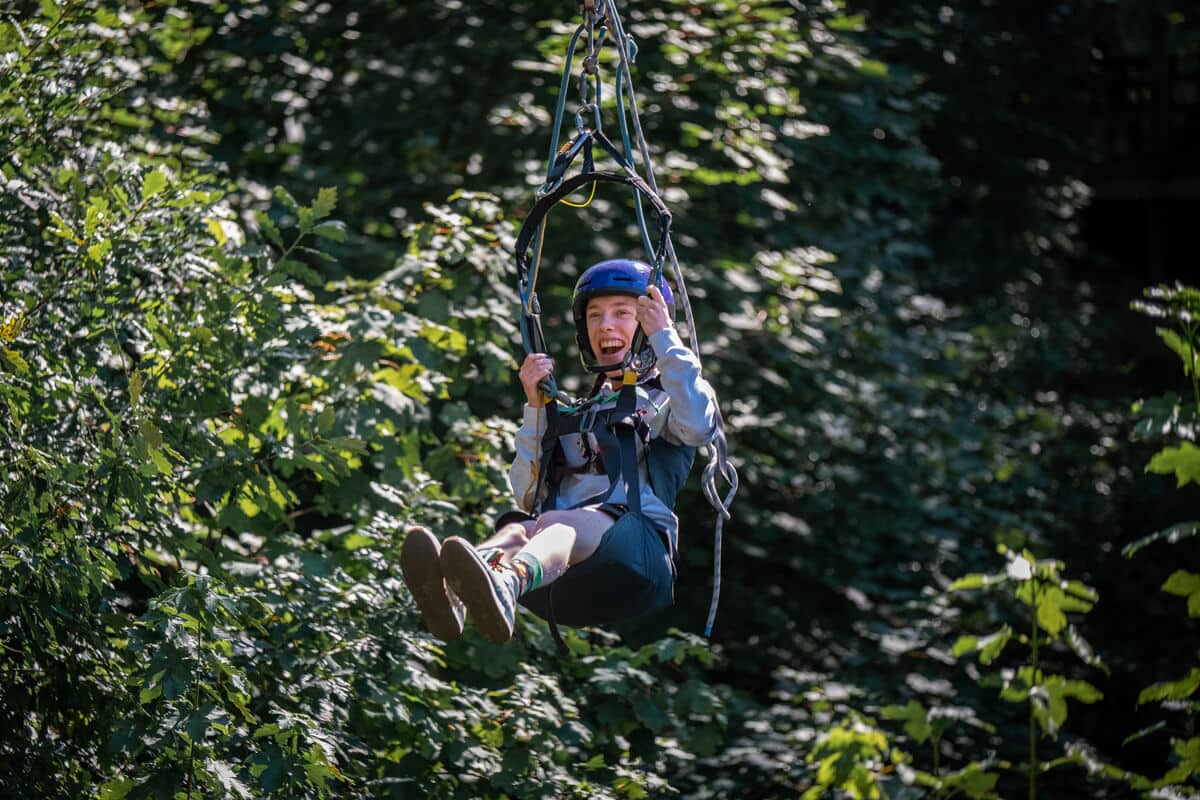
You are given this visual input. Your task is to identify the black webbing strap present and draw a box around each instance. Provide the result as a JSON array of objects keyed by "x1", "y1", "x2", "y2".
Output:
[
  {"x1": 582, "y1": 134, "x2": 594, "y2": 175},
  {"x1": 542, "y1": 128, "x2": 632, "y2": 189},
  {"x1": 515, "y1": 175, "x2": 670, "y2": 287},
  {"x1": 536, "y1": 402, "x2": 563, "y2": 511},
  {"x1": 611, "y1": 382, "x2": 642, "y2": 515},
  {"x1": 514, "y1": 129, "x2": 674, "y2": 391},
  {"x1": 534, "y1": 382, "x2": 651, "y2": 655}
]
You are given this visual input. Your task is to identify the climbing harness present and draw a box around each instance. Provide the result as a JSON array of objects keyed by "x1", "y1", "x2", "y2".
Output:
[{"x1": 512, "y1": 0, "x2": 739, "y2": 645}]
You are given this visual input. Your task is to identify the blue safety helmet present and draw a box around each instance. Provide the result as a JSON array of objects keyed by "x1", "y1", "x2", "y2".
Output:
[{"x1": 571, "y1": 259, "x2": 675, "y2": 372}]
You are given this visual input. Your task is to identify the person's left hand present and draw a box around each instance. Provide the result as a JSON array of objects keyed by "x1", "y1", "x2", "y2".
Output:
[{"x1": 637, "y1": 284, "x2": 671, "y2": 336}]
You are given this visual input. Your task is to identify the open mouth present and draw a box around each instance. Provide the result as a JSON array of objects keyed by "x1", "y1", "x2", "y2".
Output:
[{"x1": 599, "y1": 338, "x2": 625, "y2": 357}]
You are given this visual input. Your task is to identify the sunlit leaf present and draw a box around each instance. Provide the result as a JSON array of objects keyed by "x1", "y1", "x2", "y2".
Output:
[
  {"x1": 313, "y1": 220, "x2": 346, "y2": 241},
  {"x1": 142, "y1": 168, "x2": 168, "y2": 200},
  {"x1": 1123, "y1": 521, "x2": 1200, "y2": 557},
  {"x1": 312, "y1": 186, "x2": 338, "y2": 219},
  {"x1": 1037, "y1": 588, "x2": 1068, "y2": 636},
  {"x1": 1139, "y1": 668, "x2": 1200, "y2": 706},
  {"x1": 1157, "y1": 328, "x2": 1200, "y2": 377},
  {"x1": 1146, "y1": 442, "x2": 1200, "y2": 488}
]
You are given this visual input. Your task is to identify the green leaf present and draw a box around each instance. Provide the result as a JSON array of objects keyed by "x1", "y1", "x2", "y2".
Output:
[
  {"x1": 1162, "y1": 737, "x2": 1200, "y2": 785},
  {"x1": 858, "y1": 59, "x2": 889, "y2": 78},
  {"x1": 1124, "y1": 521, "x2": 1200, "y2": 557},
  {"x1": 1131, "y1": 393, "x2": 1181, "y2": 439},
  {"x1": 129, "y1": 371, "x2": 143, "y2": 405},
  {"x1": 325, "y1": 436, "x2": 367, "y2": 452},
  {"x1": 1123, "y1": 720, "x2": 1168, "y2": 746},
  {"x1": 1157, "y1": 327, "x2": 1199, "y2": 377},
  {"x1": 97, "y1": 779, "x2": 136, "y2": 800},
  {"x1": 979, "y1": 626, "x2": 1013, "y2": 664},
  {"x1": 341, "y1": 533, "x2": 375, "y2": 551},
  {"x1": 207, "y1": 759, "x2": 251, "y2": 799},
  {"x1": 39, "y1": 0, "x2": 63, "y2": 21},
  {"x1": 633, "y1": 696, "x2": 671, "y2": 732},
  {"x1": 881, "y1": 700, "x2": 930, "y2": 743},
  {"x1": 273, "y1": 185, "x2": 300, "y2": 212},
  {"x1": 827, "y1": 14, "x2": 866, "y2": 31},
  {"x1": 205, "y1": 217, "x2": 228, "y2": 246},
  {"x1": 952, "y1": 626, "x2": 1011, "y2": 664},
  {"x1": 1162, "y1": 570, "x2": 1200, "y2": 597},
  {"x1": 250, "y1": 746, "x2": 286, "y2": 791},
  {"x1": 312, "y1": 220, "x2": 347, "y2": 241},
  {"x1": 1146, "y1": 442, "x2": 1200, "y2": 488},
  {"x1": 142, "y1": 168, "x2": 168, "y2": 200},
  {"x1": 951, "y1": 634, "x2": 978, "y2": 658},
  {"x1": 949, "y1": 573, "x2": 994, "y2": 591},
  {"x1": 85, "y1": 197, "x2": 109, "y2": 237},
  {"x1": 139, "y1": 417, "x2": 163, "y2": 449},
  {"x1": 1037, "y1": 587, "x2": 1068, "y2": 636},
  {"x1": 1139, "y1": 668, "x2": 1200, "y2": 705},
  {"x1": 312, "y1": 186, "x2": 338, "y2": 220},
  {"x1": 941, "y1": 763, "x2": 1000, "y2": 799},
  {"x1": 1, "y1": 347, "x2": 29, "y2": 374},
  {"x1": 1062, "y1": 678, "x2": 1103, "y2": 703},
  {"x1": 275, "y1": 258, "x2": 323, "y2": 287},
  {"x1": 87, "y1": 238, "x2": 112, "y2": 263},
  {"x1": 256, "y1": 210, "x2": 284, "y2": 248},
  {"x1": 149, "y1": 448, "x2": 173, "y2": 476},
  {"x1": 1064, "y1": 625, "x2": 1108, "y2": 674}
]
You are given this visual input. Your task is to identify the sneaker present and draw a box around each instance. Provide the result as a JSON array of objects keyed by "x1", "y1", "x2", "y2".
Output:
[
  {"x1": 440, "y1": 537, "x2": 518, "y2": 644},
  {"x1": 400, "y1": 526, "x2": 464, "y2": 642}
]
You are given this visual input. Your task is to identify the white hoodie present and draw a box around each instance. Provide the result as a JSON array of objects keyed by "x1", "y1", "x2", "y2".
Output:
[{"x1": 508, "y1": 327, "x2": 718, "y2": 539}]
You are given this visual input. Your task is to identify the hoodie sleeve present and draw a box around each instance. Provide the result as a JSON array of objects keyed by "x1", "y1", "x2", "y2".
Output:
[
  {"x1": 649, "y1": 327, "x2": 718, "y2": 447},
  {"x1": 508, "y1": 403, "x2": 547, "y2": 512}
]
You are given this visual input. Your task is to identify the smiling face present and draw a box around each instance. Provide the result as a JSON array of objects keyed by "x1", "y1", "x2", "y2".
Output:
[{"x1": 586, "y1": 294, "x2": 640, "y2": 374}]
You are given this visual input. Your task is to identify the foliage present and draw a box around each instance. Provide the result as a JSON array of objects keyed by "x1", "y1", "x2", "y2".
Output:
[
  {"x1": 947, "y1": 548, "x2": 1105, "y2": 794},
  {"x1": 1120, "y1": 284, "x2": 1200, "y2": 798},
  {"x1": 4, "y1": 0, "x2": 1198, "y2": 798},
  {"x1": 0, "y1": 5, "x2": 723, "y2": 796}
]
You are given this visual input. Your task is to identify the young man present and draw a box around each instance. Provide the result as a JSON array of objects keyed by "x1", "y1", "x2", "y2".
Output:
[{"x1": 401, "y1": 259, "x2": 718, "y2": 643}]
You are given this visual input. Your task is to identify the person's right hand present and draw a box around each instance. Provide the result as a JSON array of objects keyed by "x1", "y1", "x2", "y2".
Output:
[{"x1": 518, "y1": 352, "x2": 554, "y2": 407}]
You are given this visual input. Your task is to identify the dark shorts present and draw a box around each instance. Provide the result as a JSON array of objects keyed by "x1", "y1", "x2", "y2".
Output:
[{"x1": 495, "y1": 505, "x2": 676, "y2": 627}]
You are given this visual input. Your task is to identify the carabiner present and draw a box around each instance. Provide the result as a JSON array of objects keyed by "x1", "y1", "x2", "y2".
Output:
[{"x1": 575, "y1": 104, "x2": 602, "y2": 135}]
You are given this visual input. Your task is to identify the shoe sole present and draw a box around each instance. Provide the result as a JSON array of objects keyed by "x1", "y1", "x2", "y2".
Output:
[
  {"x1": 400, "y1": 527, "x2": 462, "y2": 642},
  {"x1": 440, "y1": 537, "x2": 513, "y2": 644}
]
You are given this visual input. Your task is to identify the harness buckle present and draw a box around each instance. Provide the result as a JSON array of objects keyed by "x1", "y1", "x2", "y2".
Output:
[
  {"x1": 578, "y1": 404, "x2": 602, "y2": 434},
  {"x1": 611, "y1": 413, "x2": 638, "y2": 432}
]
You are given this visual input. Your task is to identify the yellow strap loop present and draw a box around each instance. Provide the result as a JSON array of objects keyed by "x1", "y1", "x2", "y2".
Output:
[{"x1": 558, "y1": 180, "x2": 598, "y2": 209}]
